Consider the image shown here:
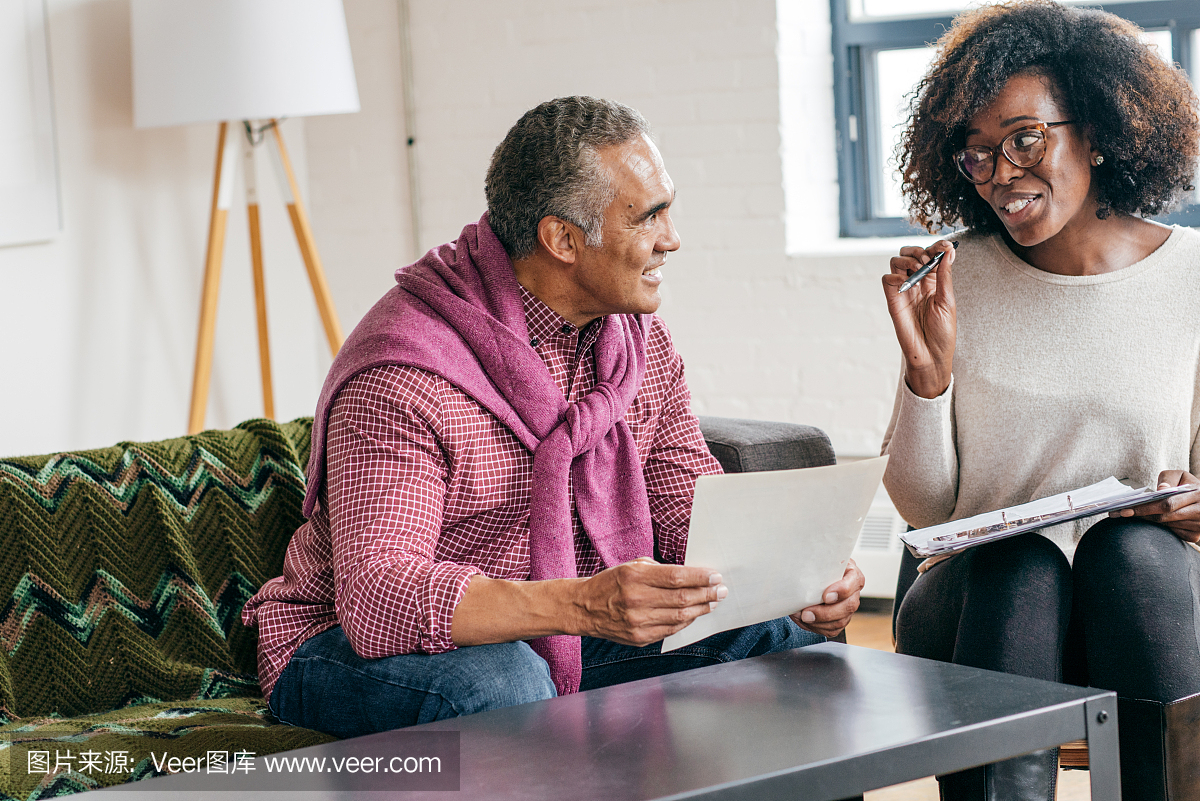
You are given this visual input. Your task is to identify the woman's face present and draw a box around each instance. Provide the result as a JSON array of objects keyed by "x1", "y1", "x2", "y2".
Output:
[{"x1": 965, "y1": 72, "x2": 1100, "y2": 248}]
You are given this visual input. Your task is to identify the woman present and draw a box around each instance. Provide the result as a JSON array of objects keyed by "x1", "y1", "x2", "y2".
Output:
[{"x1": 880, "y1": 2, "x2": 1200, "y2": 800}]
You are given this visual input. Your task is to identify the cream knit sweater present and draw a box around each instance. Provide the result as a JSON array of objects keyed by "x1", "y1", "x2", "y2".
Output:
[{"x1": 882, "y1": 226, "x2": 1200, "y2": 560}]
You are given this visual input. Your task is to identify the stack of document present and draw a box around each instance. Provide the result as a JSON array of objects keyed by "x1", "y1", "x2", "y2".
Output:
[{"x1": 901, "y1": 477, "x2": 1193, "y2": 557}]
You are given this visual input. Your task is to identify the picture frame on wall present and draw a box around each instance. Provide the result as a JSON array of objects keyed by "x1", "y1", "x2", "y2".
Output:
[{"x1": 0, "y1": 0, "x2": 61, "y2": 248}]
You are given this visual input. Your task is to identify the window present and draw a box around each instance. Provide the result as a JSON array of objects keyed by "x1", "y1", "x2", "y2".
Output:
[{"x1": 830, "y1": 0, "x2": 1200, "y2": 237}]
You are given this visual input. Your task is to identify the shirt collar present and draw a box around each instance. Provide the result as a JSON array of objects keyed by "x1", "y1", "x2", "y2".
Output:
[{"x1": 519, "y1": 284, "x2": 605, "y2": 349}]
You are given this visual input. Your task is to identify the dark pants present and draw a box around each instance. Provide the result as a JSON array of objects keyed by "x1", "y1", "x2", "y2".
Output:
[
  {"x1": 896, "y1": 519, "x2": 1200, "y2": 799},
  {"x1": 270, "y1": 616, "x2": 824, "y2": 739}
]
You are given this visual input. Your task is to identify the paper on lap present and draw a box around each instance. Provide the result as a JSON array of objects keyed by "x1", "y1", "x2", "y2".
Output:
[
  {"x1": 661, "y1": 455, "x2": 888, "y2": 652},
  {"x1": 900, "y1": 476, "x2": 1194, "y2": 557}
]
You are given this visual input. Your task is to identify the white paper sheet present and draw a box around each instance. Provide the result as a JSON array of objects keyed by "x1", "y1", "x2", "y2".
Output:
[{"x1": 661, "y1": 455, "x2": 888, "y2": 652}]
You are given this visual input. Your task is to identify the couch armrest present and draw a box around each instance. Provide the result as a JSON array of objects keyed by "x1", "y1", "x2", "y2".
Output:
[{"x1": 697, "y1": 416, "x2": 835, "y2": 474}]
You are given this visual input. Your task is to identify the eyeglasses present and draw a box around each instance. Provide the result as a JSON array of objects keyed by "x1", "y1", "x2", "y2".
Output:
[{"x1": 953, "y1": 121, "x2": 1076, "y2": 184}]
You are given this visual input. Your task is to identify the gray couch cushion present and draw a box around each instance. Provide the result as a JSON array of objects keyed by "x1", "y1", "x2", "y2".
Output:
[{"x1": 697, "y1": 416, "x2": 835, "y2": 474}]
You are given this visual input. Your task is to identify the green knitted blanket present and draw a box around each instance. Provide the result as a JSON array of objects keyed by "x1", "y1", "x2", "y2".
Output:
[{"x1": 0, "y1": 418, "x2": 335, "y2": 797}]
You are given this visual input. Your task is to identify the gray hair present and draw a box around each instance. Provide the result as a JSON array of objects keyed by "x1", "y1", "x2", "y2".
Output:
[{"x1": 485, "y1": 96, "x2": 651, "y2": 260}]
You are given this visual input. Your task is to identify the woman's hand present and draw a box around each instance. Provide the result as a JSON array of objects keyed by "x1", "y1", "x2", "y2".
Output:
[
  {"x1": 1112, "y1": 470, "x2": 1200, "y2": 543},
  {"x1": 883, "y1": 240, "x2": 958, "y2": 399}
]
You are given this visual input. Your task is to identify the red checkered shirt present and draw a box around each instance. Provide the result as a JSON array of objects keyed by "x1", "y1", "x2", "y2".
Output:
[{"x1": 243, "y1": 287, "x2": 722, "y2": 698}]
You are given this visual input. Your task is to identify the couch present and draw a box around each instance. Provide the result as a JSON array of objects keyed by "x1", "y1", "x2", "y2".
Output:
[{"x1": 0, "y1": 415, "x2": 833, "y2": 798}]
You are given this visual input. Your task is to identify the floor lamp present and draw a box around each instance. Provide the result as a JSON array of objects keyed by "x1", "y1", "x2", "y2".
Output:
[{"x1": 130, "y1": 0, "x2": 361, "y2": 434}]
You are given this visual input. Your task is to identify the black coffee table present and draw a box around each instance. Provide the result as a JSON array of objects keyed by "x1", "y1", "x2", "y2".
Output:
[{"x1": 100, "y1": 642, "x2": 1120, "y2": 800}]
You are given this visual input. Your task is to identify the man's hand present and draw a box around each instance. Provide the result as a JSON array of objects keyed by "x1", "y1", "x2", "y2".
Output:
[
  {"x1": 1112, "y1": 470, "x2": 1200, "y2": 543},
  {"x1": 571, "y1": 557, "x2": 726, "y2": 647},
  {"x1": 790, "y1": 559, "x2": 865, "y2": 638},
  {"x1": 450, "y1": 558, "x2": 724, "y2": 647}
]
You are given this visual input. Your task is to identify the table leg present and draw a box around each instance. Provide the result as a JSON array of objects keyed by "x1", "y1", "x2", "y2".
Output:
[{"x1": 1085, "y1": 695, "x2": 1121, "y2": 801}]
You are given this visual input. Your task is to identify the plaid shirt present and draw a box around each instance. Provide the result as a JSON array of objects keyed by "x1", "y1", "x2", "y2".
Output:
[{"x1": 243, "y1": 288, "x2": 722, "y2": 698}]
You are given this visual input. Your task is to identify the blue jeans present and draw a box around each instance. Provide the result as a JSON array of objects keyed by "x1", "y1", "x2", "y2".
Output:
[{"x1": 270, "y1": 619, "x2": 823, "y2": 738}]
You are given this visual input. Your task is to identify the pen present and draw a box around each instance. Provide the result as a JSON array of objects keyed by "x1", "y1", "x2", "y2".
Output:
[{"x1": 898, "y1": 241, "x2": 958, "y2": 293}]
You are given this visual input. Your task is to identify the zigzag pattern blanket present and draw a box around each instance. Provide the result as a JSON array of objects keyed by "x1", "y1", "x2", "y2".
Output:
[{"x1": 0, "y1": 418, "x2": 334, "y2": 797}]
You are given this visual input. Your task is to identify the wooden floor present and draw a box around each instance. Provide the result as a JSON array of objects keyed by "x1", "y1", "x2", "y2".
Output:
[{"x1": 845, "y1": 610, "x2": 1091, "y2": 801}]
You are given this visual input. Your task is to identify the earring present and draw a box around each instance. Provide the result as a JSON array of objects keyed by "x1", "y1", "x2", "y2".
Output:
[{"x1": 1094, "y1": 155, "x2": 1105, "y2": 165}]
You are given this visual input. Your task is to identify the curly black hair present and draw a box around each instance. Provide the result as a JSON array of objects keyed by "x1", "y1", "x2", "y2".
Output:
[{"x1": 898, "y1": 0, "x2": 1199, "y2": 233}]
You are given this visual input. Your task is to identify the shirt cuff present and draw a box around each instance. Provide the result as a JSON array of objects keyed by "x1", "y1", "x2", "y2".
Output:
[
  {"x1": 903, "y1": 372, "x2": 954, "y2": 403},
  {"x1": 897, "y1": 373, "x2": 954, "y2": 434},
  {"x1": 421, "y1": 562, "x2": 483, "y2": 653}
]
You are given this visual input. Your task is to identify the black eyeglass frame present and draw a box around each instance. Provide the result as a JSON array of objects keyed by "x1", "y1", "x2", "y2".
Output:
[{"x1": 953, "y1": 120, "x2": 1077, "y2": 185}]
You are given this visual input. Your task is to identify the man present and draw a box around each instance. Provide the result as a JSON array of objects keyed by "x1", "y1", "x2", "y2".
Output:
[{"x1": 243, "y1": 97, "x2": 864, "y2": 738}]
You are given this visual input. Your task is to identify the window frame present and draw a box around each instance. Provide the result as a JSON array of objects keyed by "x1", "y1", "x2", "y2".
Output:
[{"x1": 830, "y1": 0, "x2": 1200, "y2": 237}]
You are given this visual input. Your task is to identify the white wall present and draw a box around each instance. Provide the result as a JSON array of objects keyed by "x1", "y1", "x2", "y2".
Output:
[
  {"x1": 310, "y1": 0, "x2": 910, "y2": 457},
  {"x1": 304, "y1": 0, "x2": 415, "y2": 327},
  {"x1": 0, "y1": 0, "x2": 325, "y2": 456},
  {"x1": 1, "y1": 0, "x2": 912, "y2": 459}
]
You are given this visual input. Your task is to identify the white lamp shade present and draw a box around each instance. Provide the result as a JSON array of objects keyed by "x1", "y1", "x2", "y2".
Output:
[{"x1": 131, "y1": 0, "x2": 360, "y2": 128}]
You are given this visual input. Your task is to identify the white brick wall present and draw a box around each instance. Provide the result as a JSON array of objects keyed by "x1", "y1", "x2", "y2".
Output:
[
  {"x1": 305, "y1": 0, "x2": 415, "y2": 327},
  {"x1": 778, "y1": 0, "x2": 841, "y2": 250}
]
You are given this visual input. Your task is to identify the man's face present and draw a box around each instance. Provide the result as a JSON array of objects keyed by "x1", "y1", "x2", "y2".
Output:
[{"x1": 569, "y1": 134, "x2": 680, "y2": 320}]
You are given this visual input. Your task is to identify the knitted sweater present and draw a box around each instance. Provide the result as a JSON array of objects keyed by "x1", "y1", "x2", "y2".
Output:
[{"x1": 882, "y1": 225, "x2": 1200, "y2": 560}]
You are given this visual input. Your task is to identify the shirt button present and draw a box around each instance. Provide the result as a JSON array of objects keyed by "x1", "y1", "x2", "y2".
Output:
[
  {"x1": 530, "y1": 337, "x2": 539, "y2": 347},
  {"x1": 561, "y1": 324, "x2": 573, "y2": 334}
]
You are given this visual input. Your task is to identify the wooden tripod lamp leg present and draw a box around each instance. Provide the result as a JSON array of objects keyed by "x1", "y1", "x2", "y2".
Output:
[
  {"x1": 188, "y1": 122, "x2": 239, "y2": 435},
  {"x1": 243, "y1": 132, "x2": 275, "y2": 420},
  {"x1": 265, "y1": 121, "x2": 344, "y2": 356}
]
